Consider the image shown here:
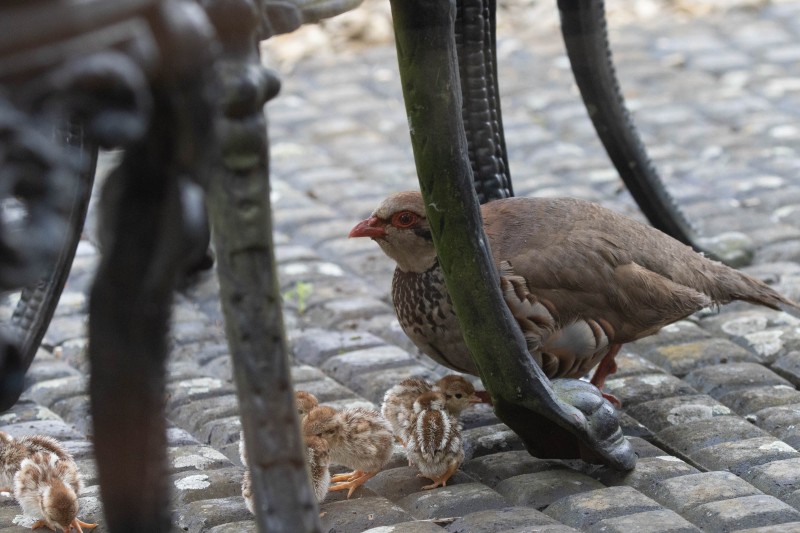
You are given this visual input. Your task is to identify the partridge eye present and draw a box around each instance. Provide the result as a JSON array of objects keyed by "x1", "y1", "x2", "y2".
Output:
[
  {"x1": 455, "y1": 393, "x2": 463, "y2": 399},
  {"x1": 392, "y1": 211, "x2": 419, "y2": 228}
]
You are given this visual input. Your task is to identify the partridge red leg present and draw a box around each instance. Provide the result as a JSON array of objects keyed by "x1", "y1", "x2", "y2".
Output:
[{"x1": 590, "y1": 343, "x2": 622, "y2": 407}]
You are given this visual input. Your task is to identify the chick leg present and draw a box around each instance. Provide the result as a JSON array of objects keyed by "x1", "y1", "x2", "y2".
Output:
[
  {"x1": 30, "y1": 520, "x2": 55, "y2": 531},
  {"x1": 330, "y1": 470, "x2": 363, "y2": 483},
  {"x1": 421, "y1": 460, "x2": 460, "y2": 490},
  {"x1": 70, "y1": 517, "x2": 98, "y2": 532},
  {"x1": 329, "y1": 471, "x2": 377, "y2": 498}
]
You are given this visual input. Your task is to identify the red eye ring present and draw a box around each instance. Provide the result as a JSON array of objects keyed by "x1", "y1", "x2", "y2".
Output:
[{"x1": 391, "y1": 211, "x2": 419, "y2": 228}]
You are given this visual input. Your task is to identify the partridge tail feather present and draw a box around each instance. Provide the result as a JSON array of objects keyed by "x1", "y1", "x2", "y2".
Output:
[{"x1": 724, "y1": 269, "x2": 800, "y2": 318}]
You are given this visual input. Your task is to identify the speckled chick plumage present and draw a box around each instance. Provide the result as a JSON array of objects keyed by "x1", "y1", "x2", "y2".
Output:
[
  {"x1": 10, "y1": 436, "x2": 95, "y2": 532},
  {"x1": 0, "y1": 433, "x2": 67, "y2": 491},
  {"x1": 405, "y1": 391, "x2": 464, "y2": 490},
  {"x1": 305, "y1": 435, "x2": 331, "y2": 502},
  {"x1": 295, "y1": 391, "x2": 319, "y2": 419},
  {"x1": 303, "y1": 406, "x2": 392, "y2": 474},
  {"x1": 382, "y1": 375, "x2": 478, "y2": 444},
  {"x1": 303, "y1": 405, "x2": 393, "y2": 498}
]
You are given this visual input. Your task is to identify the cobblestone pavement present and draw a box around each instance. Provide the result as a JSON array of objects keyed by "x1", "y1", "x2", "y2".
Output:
[{"x1": 3, "y1": 1, "x2": 800, "y2": 532}]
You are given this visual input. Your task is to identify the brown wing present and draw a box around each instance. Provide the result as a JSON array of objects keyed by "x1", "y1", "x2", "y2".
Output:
[{"x1": 484, "y1": 197, "x2": 714, "y2": 344}]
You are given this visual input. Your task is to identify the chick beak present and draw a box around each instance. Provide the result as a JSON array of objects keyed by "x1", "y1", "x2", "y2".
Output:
[
  {"x1": 349, "y1": 216, "x2": 387, "y2": 239},
  {"x1": 468, "y1": 393, "x2": 483, "y2": 404},
  {"x1": 472, "y1": 390, "x2": 493, "y2": 405}
]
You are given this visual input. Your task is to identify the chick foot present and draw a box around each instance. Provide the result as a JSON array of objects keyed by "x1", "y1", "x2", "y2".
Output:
[
  {"x1": 330, "y1": 469, "x2": 363, "y2": 484},
  {"x1": 69, "y1": 517, "x2": 97, "y2": 532},
  {"x1": 329, "y1": 471, "x2": 376, "y2": 498},
  {"x1": 419, "y1": 461, "x2": 459, "y2": 490}
]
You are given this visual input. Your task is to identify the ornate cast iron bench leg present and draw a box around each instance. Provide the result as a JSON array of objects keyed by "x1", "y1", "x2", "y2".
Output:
[
  {"x1": 88, "y1": 3, "x2": 217, "y2": 529},
  {"x1": 203, "y1": 1, "x2": 323, "y2": 530}
]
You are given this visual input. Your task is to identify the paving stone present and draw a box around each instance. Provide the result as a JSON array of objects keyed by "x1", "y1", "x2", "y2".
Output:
[
  {"x1": 603, "y1": 374, "x2": 698, "y2": 407},
  {"x1": 597, "y1": 456, "x2": 699, "y2": 496},
  {"x1": 174, "y1": 495, "x2": 252, "y2": 533},
  {"x1": 631, "y1": 321, "x2": 713, "y2": 353},
  {"x1": 365, "y1": 466, "x2": 475, "y2": 502},
  {"x1": 736, "y1": 523, "x2": 800, "y2": 533},
  {"x1": 642, "y1": 338, "x2": 756, "y2": 377},
  {"x1": 321, "y1": 346, "x2": 415, "y2": 384},
  {"x1": 588, "y1": 508, "x2": 700, "y2": 533},
  {"x1": 50, "y1": 395, "x2": 92, "y2": 436},
  {"x1": 656, "y1": 416, "x2": 769, "y2": 457},
  {"x1": 750, "y1": 404, "x2": 800, "y2": 447},
  {"x1": 719, "y1": 384, "x2": 800, "y2": 415},
  {"x1": 685, "y1": 494, "x2": 800, "y2": 532},
  {"x1": 495, "y1": 469, "x2": 605, "y2": 510},
  {"x1": 169, "y1": 394, "x2": 241, "y2": 435},
  {"x1": 691, "y1": 436, "x2": 800, "y2": 475},
  {"x1": 626, "y1": 437, "x2": 670, "y2": 459},
  {"x1": 773, "y1": 351, "x2": 800, "y2": 387},
  {"x1": 462, "y1": 424, "x2": 525, "y2": 460},
  {"x1": 25, "y1": 375, "x2": 87, "y2": 408},
  {"x1": 651, "y1": 471, "x2": 763, "y2": 514},
  {"x1": 612, "y1": 352, "x2": 667, "y2": 379},
  {"x1": 0, "y1": 401, "x2": 61, "y2": 425},
  {"x1": 206, "y1": 521, "x2": 256, "y2": 533},
  {"x1": 461, "y1": 451, "x2": 568, "y2": 488},
  {"x1": 544, "y1": 486, "x2": 663, "y2": 529},
  {"x1": 202, "y1": 416, "x2": 242, "y2": 449},
  {"x1": 167, "y1": 445, "x2": 232, "y2": 474},
  {"x1": 684, "y1": 362, "x2": 793, "y2": 399},
  {"x1": 349, "y1": 366, "x2": 441, "y2": 405},
  {"x1": 291, "y1": 365, "x2": 328, "y2": 383},
  {"x1": 701, "y1": 310, "x2": 798, "y2": 340},
  {"x1": 294, "y1": 377, "x2": 362, "y2": 403},
  {"x1": 446, "y1": 506, "x2": 562, "y2": 533},
  {"x1": 362, "y1": 521, "x2": 444, "y2": 533},
  {"x1": 166, "y1": 377, "x2": 236, "y2": 409},
  {"x1": 626, "y1": 394, "x2": 733, "y2": 432},
  {"x1": 458, "y1": 403, "x2": 500, "y2": 430},
  {"x1": 396, "y1": 483, "x2": 508, "y2": 520},
  {"x1": 290, "y1": 329, "x2": 386, "y2": 366},
  {"x1": 320, "y1": 496, "x2": 414, "y2": 533},
  {"x1": 0, "y1": 420, "x2": 83, "y2": 440},
  {"x1": 744, "y1": 458, "x2": 800, "y2": 499},
  {"x1": 171, "y1": 467, "x2": 244, "y2": 506}
]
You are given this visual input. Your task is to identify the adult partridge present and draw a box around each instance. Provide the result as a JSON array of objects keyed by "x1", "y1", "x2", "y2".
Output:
[{"x1": 350, "y1": 191, "x2": 800, "y2": 401}]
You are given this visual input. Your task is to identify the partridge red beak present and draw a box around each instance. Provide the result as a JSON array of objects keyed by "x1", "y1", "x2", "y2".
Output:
[{"x1": 349, "y1": 216, "x2": 387, "y2": 239}]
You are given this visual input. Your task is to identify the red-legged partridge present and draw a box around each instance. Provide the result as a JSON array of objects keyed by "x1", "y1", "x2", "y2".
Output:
[{"x1": 350, "y1": 191, "x2": 800, "y2": 404}]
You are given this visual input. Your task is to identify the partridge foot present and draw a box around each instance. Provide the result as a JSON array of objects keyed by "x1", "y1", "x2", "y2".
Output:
[{"x1": 329, "y1": 471, "x2": 376, "y2": 498}]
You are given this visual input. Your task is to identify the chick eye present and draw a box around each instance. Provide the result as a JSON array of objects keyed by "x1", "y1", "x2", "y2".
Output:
[
  {"x1": 455, "y1": 393, "x2": 463, "y2": 399},
  {"x1": 391, "y1": 211, "x2": 419, "y2": 228}
]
